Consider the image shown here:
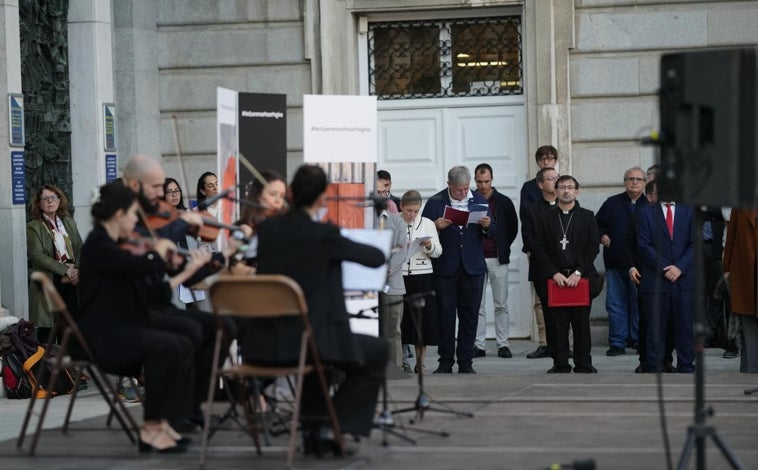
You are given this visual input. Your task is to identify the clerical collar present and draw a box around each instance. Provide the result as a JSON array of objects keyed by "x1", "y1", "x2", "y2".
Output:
[{"x1": 559, "y1": 205, "x2": 575, "y2": 214}]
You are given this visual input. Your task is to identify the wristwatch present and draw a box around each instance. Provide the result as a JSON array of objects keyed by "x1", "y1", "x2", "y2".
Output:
[{"x1": 573, "y1": 270, "x2": 581, "y2": 277}]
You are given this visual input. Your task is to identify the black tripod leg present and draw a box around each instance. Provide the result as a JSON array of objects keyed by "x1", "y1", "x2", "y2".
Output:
[
  {"x1": 676, "y1": 427, "x2": 696, "y2": 470},
  {"x1": 709, "y1": 429, "x2": 746, "y2": 469}
]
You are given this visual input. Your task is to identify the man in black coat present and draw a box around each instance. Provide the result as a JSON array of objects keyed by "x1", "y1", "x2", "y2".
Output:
[
  {"x1": 473, "y1": 163, "x2": 518, "y2": 358},
  {"x1": 533, "y1": 175, "x2": 600, "y2": 373},
  {"x1": 255, "y1": 164, "x2": 389, "y2": 445}
]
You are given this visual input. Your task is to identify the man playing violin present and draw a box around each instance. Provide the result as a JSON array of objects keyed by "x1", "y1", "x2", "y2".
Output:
[{"x1": 121, "y1": 153, "x2": 238, "y2": 432}]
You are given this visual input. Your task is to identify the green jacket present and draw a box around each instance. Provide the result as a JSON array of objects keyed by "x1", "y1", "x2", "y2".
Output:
[{"x1": 27, "y1": 215, "x2": 83, "y2": 327}]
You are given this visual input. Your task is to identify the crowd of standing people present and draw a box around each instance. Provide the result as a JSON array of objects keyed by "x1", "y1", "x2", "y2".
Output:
[{"x1": 20, "y1": 145, "x2": 758, "y2": 457}]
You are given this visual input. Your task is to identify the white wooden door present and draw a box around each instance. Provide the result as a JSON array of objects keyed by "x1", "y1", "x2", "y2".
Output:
[{"x1": 377, "y1": 99, "x2": 531, "y2": 339}]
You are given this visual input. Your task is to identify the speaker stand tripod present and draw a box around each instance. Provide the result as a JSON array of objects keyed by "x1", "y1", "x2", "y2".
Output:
[{"x1": 676, "y1": 210, "x2": 743, "y2": 470}]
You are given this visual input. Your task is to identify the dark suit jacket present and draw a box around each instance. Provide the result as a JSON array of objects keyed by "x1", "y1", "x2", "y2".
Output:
[
  {"x1": 485, "y1": 187, "x2": 518, "y2": 265},
  {"x1": 519, "y1": 178, "x2": 540, "y2": 223},
  {"x1": 596, "y1": 192, "x2": 648, "y2": 269},
  {"x1": 255, "y1": 210, "x2": 386, "y2": 365},
  {"x1": 636, "y1": 203, "x2": 695, "y2": 294},
  {"x1": 522, "y1": 198, "x2": 557, "y2": 281},
  {"x1": 421, "y1": 188, "x2": 493, "y2": 276},
  {"x1": 533, "y1": 205, "x2": 600, "y2": 282}
]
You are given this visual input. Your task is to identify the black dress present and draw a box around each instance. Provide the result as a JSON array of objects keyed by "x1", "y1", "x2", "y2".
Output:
[{"x1": 400, "y1": 273, "x2": 439, "y2": 346}]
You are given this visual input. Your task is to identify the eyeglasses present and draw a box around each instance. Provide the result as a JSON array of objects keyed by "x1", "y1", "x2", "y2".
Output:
[
  {"x1": 165, "y1": 189, "x2": 181, "y2": 196},
  {"x1": 538, "y1": 155, "x2": 557, "y2": 162},
  {"x1": 542, "y1": 176, "x2": 559, "y2": 182},
  {"x1": 41, "y1": 195, "x2": 59, "y2": 203},
  {"x1": 625, "y1": 177, "x2": 645, "y2": 182},
  {"x1": 557, "y1": 185, "x2": 576, "y2": 191}
]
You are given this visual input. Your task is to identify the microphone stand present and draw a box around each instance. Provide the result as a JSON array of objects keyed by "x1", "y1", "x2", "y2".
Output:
[
  {"x1": 391, "y1": 292, "x2": 474, "y2": 424},
  {"x1": 360, "y1": 294, "x2": 452, "y2": 446}
]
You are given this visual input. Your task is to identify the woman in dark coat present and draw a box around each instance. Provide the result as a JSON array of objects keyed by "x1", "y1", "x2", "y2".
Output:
[
  {"x1": 78, "y1": 182, "x2": 210, "y2": 453},
  {"x1": 722, "y1": 208, "x2": 758, "y2": 372}
]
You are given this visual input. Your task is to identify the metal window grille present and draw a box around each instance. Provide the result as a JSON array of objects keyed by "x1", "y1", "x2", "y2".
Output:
[{"x1": 368, "y1": 16, "x2": 522, "y2": 100}]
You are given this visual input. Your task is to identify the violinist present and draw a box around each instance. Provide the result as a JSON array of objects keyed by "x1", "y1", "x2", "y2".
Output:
[
  {"x1": 122, "y1": 153, "x2": 237, "y2": 432},
  {"x1": 233, "y1": 169, "x2": 287, "y2": 273},
  {"x1": 255, "y1": 165, "x2": 389, "y2": 453},
  {"x1": 78, "y1": 181, "x2": 211, "y2": 453}
]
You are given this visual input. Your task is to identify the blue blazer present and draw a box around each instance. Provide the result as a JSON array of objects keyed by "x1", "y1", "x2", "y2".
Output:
[
  {"x1": 636, "y1": 203, "x2": 695, "y2": 294},
  {"x1": 421, "y1": 188, "x2": 494, "y2": 276}
]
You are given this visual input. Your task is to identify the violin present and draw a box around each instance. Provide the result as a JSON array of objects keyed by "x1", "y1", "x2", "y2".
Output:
[
  {"x1": 118, "y1": 233, "x2": 224, "y2": 273},
  {"x1": 144, "y1": 200, "x2": 244, "y2": 242}
]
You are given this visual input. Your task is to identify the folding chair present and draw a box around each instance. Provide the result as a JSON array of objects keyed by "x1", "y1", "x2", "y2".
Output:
[
  {"x1": 17, "y1": 272, "x2": 140, "y2": 455},
  {"x1": 200, "y1": 274, "x2": 344, "y2": 468}
]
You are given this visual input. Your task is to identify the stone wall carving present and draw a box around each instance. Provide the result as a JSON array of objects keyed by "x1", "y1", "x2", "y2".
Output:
[{"x1": 19, "y1": 0, "x2": 71, "y2": 217}]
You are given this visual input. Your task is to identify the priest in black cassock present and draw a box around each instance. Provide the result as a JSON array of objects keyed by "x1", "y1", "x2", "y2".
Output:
[{"x1": 533, "y1": 175, "x2": 600, "y2": 373}]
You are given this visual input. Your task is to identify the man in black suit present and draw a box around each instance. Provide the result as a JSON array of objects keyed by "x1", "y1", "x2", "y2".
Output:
[
  {"x1": 255, "y1": 164, "x2": 389, "y2": 448},
  {"x1": 520, "y1": 145, "x2": 559, "y2": 358},
  {"x1": 533, "y1": 175, "x2": 600, "y2": 373}
]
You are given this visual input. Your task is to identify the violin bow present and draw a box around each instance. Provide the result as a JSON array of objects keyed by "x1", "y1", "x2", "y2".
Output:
[{"x1": 171, "y1": 114, "x2": 194, "y2": 212}]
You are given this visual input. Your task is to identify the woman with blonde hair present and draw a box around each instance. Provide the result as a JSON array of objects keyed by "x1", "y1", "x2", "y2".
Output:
[{"x1": 399, "y1": 190, "x2": 442, "y2": 373}]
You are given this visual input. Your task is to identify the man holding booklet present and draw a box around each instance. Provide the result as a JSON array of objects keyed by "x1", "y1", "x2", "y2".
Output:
[
  {"x1": 422, "y1": 166, "x2": 494, "y2": 374},
  {"x1": 533, "y1": 175, "x2": 600, "y2": 373}
]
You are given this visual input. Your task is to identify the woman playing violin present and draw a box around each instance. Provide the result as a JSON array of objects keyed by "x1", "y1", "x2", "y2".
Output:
[
  {"x1": 232, "y1": 170, "x2": 288, "y2": 274},
  {"x1": 78, "y1": 181, "x2": 212, "y2": 453}
]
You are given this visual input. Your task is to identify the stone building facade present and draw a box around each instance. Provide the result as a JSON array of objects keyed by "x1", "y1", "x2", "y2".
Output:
[{"x1": 1, "y1": 0, "x2": 757, "y2": 341}]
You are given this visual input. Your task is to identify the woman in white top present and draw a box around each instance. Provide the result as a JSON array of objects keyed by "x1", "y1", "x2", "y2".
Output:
[{"x1": 399, "y1": 190, "x2": 442, "y2": 372}]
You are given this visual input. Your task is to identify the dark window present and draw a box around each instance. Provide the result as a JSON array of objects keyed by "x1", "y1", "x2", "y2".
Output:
[{"x1": 368, "y1": 16, "x2": 522, "y2": 100}]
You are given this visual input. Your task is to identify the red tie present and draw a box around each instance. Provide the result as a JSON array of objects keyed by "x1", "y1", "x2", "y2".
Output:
[{"x1": 665, "y1": 203, "x2": 674, "y2": 239}]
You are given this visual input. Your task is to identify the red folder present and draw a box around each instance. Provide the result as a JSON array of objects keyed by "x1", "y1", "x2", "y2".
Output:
[{"x1": 547, "y1": 278, "x2": 590, "y2": 307}]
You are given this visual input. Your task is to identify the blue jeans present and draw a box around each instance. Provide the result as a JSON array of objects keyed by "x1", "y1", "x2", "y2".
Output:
[{"x1": 605, "y1": 267, "x2": 639, "y2": 349}]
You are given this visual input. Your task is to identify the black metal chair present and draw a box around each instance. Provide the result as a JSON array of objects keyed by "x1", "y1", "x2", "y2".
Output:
[
  {"x1": 200, "y1": 274, "x2": 344, "y2": 468},
  {"x1": 16, "y1": 271, "x2": 140, "y2": 455}
]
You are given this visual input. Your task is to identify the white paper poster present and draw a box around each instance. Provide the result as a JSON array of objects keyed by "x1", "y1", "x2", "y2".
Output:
[{"x1": 303, "y1": 94, "x2": 377, "y2": 163}]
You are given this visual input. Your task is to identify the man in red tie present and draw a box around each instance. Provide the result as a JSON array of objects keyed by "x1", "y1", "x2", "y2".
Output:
[{"x1": 636, "y1": 199, "x2": 696, "y2": 372}]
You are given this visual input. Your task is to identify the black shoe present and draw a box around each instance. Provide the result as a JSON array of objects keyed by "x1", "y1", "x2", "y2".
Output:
[
  {"x1": 458, "y1": 365, "x2": 476, "y2": 373},
  {"x1": 168, "y1": 418, "x2": 199, "y2": 434},
  {"x1": 573, "y1": 365, "x2": 598, "y2": 373},
  {"x1": 547, "y1": 366, "x2": 572, "y2": 373},
  {"x1": 497, "y1": 346, "x2": 513, "y2": 358},
  {"x1": 473, "y1": 347, "x2": 486, "y2": 358},
  {"x1": 433, "y1": 364, "x2": 453, "y2": 374},
  {"x1": 664, "y1": 362, "x2": 677, "y2": 373},
  {"x1": 723, "y1": 349, "x2": 740, "y2": 359},
  {"x1": 527, "y1": 346, "x2": 551, "y2": 359},
  {"x1": 302, "y1": 426, "x2": 356, "y2": 457},
  {"x1": 606, "y1": 346, "x2": 625, "y2": 356},
  {"x1": 634, "y1": 364, "x2": 647, "y2": 373}
]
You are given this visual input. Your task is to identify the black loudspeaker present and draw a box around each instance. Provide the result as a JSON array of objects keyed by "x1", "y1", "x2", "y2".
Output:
[{"x1": 658, "y1": 48, "x2": 758, "y2": 207}]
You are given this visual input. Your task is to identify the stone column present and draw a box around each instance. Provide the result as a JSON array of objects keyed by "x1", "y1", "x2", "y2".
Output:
[
  {"x1": 0, "y1": 0, "x2": 27, "y2": 318},
  {"x1": 68, "y1": 0, "x2": 116, "y2": 234},
  {"x1": 111, "y1": 0, "x2": 160, "y2": 162},
  {"x1": 525, "y1": 0, "x2": 575, "y2": 173}
]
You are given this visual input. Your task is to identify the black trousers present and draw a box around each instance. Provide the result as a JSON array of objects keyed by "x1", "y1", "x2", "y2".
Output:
[
  {"x1": 550, "y1": 305, "x2": 592, "y2": 370},
  {"x1": 301, "y1": 333, "x2": 388, "y2": 437},
  {"x1": 139, "y1": 328, "x2": 195, "y2": 421},
  {"x1": 637, "y1": 293, "x2": 675, "y2": 369},
  {"x1": 149, "y1": 306, "x2": 236, "y2": 413}
]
